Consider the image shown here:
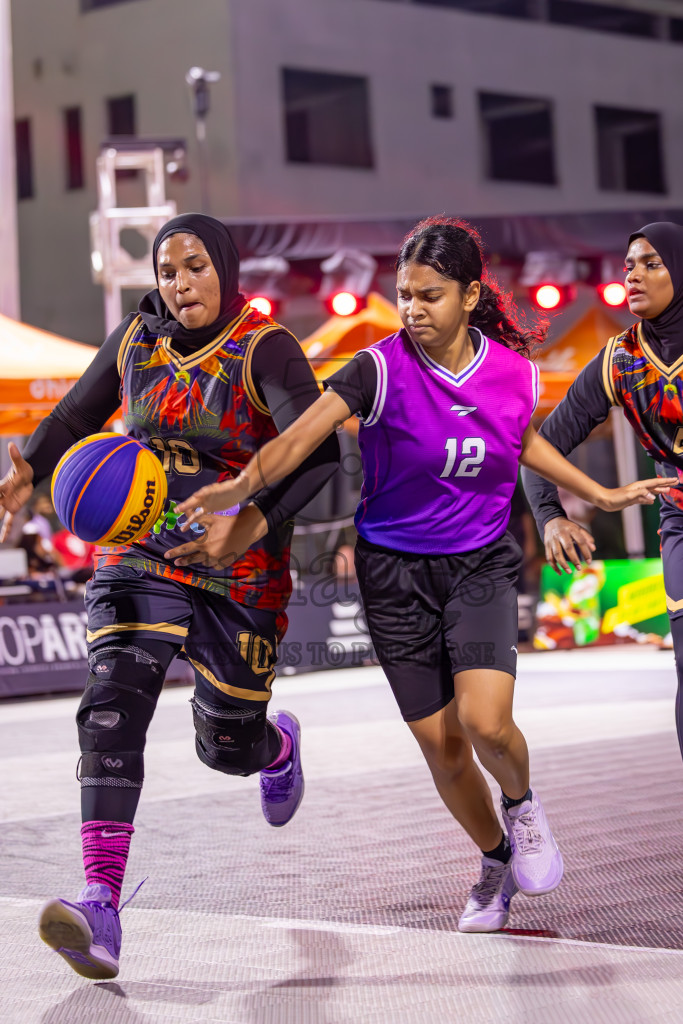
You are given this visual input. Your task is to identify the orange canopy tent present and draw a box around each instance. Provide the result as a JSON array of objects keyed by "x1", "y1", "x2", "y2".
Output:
[
  {"x1": 0, "y1": 314, "x2": 99, "y2": 434},
  {"x1": 533, "y1": 305, "x2": 625, "y2": 415},
  {"x1": 301, "y1": 292, "x2": 401, "y2": 380}
]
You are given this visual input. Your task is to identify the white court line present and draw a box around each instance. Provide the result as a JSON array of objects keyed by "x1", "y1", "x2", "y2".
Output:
[{"x1": 3, "y1": 895, "x2": 681, "y2": 960}]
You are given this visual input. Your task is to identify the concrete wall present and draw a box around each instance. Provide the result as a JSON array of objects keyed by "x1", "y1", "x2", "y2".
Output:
[{"x1": 230, "y1": 0, "x2": 683, "y2": 218}]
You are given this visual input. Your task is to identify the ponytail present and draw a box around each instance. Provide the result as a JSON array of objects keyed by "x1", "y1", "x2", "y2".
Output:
[{"x1": 472, "y1": 278, "x2": 548, "y2": 357}]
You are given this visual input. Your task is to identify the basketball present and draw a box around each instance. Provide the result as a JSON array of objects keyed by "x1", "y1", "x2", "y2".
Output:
[{"x1": 51, "y1": 432, "x2": 167, "y2": 545}]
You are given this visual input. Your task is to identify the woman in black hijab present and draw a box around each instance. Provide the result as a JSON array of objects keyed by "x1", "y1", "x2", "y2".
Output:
[
  {"x1": 522, "y1": 220, "x2": 683, "y2": 757},
  {"x1": 139, "y1": 212, "x2": 248, "y2": 344},
  {"x1": 0, "y1": 213, "x2": 339, "y2": 980}
]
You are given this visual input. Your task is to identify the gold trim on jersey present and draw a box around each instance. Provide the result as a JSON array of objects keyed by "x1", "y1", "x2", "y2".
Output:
[
  {"x1": 116, "y1": 315, "x2": 143, "y2": 377},
  {"x1": 242, "y1": 325, "x2": 289, "y2": 416},
  {"x1": 666, "y1": 594, "x2": 683, "y2": 614},
  {"x1": 637, "y1": 321, "x2": 683, "y2": 381},
  {"x1": 187, "y1": 657, "x2": 272, "y2": 702},
  {"x1": 86, "y1": 622, "x2": 189, "y2": 643},
  {"x1": 160, "y1": 305, "x2": 252, "y2": 371},
  {"x1": 602, "y1": 334, "x2": 621, "y2": 406}
]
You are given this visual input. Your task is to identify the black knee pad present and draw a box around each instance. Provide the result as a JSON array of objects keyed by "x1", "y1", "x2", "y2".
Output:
[
  {"x1": 191, "y1": 695, "x2": 277, "y2": 777},
  {"x1": 77, "y1": 644, "x2": 165, "y2": 789}
]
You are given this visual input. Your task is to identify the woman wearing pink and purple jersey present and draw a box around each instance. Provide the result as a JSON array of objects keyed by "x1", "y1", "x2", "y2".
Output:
[{"x1": 169, "y1": 219, "x2": 673, "y2": 933}]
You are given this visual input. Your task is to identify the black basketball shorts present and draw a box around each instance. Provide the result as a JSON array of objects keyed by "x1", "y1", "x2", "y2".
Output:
[{"x1": 354, "y1": 531, "x2": 522, "y2": 722}]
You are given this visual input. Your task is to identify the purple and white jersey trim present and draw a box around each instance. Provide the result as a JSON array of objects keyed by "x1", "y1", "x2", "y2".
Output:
[{"x1": 362, "y1": 347, "x2": 389, "y2": 428}]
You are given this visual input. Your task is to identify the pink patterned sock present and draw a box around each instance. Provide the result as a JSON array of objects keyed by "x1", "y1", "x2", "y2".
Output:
[
  {"x1": 81, "y1": 820, "x2": 134, "y2": 910},
  {"x1": 265, "y1": 727, "x2": 292, "y2": 771}
]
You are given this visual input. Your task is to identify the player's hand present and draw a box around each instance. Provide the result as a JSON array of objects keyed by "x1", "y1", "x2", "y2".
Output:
[
  {"x1": 0, "y1": 442, "x2": 35, "y2": 542},
  {"x1": 596, "y1": 476, "x2": 677, "y2": 513},
  {"x1": 174, "y1": 474, "x2": 251, "y2": 528},
  {"x1": 164, "y1": 504, "x2": 267, "y2": 569},
  {"x1": 544, "y1": 517, "x2": 596, "y2": 575}
]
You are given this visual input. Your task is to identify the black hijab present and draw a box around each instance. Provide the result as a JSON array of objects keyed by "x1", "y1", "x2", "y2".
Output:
[
  {"x1": 628, "y1": 221, "x2": 683, "y2": 364},
  {"x1": 138, "y1": 213, "x2": 247, "y2": 347}
]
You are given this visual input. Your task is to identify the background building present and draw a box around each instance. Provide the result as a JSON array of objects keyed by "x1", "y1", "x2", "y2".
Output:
[{"x1": 10, "y1": 0, "x2": 683, "y2": 341}]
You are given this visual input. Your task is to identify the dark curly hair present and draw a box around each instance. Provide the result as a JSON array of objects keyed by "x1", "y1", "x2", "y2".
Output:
[{"x1": 396, "y1": 216, "x2": 548, "y2": 357}]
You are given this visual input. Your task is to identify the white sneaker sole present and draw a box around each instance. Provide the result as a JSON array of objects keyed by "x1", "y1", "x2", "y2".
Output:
[
  {"x1": 39, "y1": 899, "x2": 119, "y2": 980},
  {"x1": 458, "y1": 908, "x2": 511, "y2": 933}
]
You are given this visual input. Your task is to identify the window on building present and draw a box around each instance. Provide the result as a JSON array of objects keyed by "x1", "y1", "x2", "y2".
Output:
[
  {"x1": 282, "y1": 68, "x2": 374, "y2": 169},
  {"x1": 64, "y1": 107, "x2": 85, "y2": 190},
  {"x1": 671, "y1": 18, "x2": 683, "y2": 43},
  {"x1": 431, "y1": 84, "x2": 454, "y2": 119},
  {"x1": 479, "y1": 91, "x2": 556, "y2": 186},
  {"x1": 15, "y1": 119, "x2": 33, "y2": 200},
  {"x1": 595, "y1": 106, "x2": 666, "y2": 194},
  {"x1": 81, "y1": 0, "x2": 143, "y2": 10},
  {"x1": 107, "y1": 94, "x2": 136, "y2": 137},
  {"x1": 548, "y1": 1, "x2": 657, "y2": 38},
  {"x1": 412, "y1": 0, "x2": 529, "y2": 16}
]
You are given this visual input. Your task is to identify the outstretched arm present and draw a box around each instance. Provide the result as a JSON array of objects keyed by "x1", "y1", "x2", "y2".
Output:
[
  {"x1": 520, "y1": 423, "x2": 675, "y2": 513},
  {"x1": 0, "y1": 317, "x2": 129, "y2": 540},
  {"x1": 522, "y1": 351, "x2": 645, "y2": 574},
  {"x1": 175, "y1": 388, "x2": 353, "y2": 524}
]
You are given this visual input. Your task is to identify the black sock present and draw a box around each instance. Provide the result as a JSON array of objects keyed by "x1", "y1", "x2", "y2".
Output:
[
  {"x1": 501, "y1": 787, "x2": 532, "y2": 810},
  {"x1": 482, "y1": 832, "x2": 511, "y2": 864}
]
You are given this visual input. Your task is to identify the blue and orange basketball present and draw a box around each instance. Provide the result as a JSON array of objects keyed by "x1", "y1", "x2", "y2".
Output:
[{"x1": 51, "y1": 432, "x2": 167, "y2": 545}]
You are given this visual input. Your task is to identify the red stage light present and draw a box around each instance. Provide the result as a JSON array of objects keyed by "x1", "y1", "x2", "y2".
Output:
[
  {"x1": 249, "y1": 296, "x2": 274, "y2": 317},
  {"x1": 329, "y1": 291, "x2": 361, "y2": 317},
  {"x1": 599, "y1": 282, "x2": 627, "y2": 307},
  {"x1": 532, "y1": 284, "x2": 563, "y2": 310}
]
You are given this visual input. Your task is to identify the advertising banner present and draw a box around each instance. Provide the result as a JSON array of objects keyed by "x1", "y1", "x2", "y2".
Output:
[
  {"x1": 534, "y1": 559, "x2": 669, "y2": 651},
  {"x1": 0, "y1": 600, "x2": 89, "y2": 697},
  {"x1": 0, "y1": 581, "x2": 373, "y2": 698}
]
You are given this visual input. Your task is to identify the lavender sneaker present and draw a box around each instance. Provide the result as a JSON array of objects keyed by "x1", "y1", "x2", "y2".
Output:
[
  {"x1": 260, "y1": 710, "x2": 304, "y2": 827},
  {"x1": 458, "y1": 856, "x2": 518, "y2": 933},
  {"x1": 39, "y1": 883, "x2": 121, "y2": 980},
  {"x1": 502, "y1": 791, "x2": 564, "y2": 896}
]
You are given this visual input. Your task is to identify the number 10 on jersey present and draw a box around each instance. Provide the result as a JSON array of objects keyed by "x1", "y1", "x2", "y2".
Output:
[{"x1": 440, "y1": 437, "x2": 486, "y2": 478}]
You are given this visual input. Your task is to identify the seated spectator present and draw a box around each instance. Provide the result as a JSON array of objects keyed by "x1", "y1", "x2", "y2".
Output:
[{"x1": 52, "y1": 530, "x2": 96, "y2": 582}]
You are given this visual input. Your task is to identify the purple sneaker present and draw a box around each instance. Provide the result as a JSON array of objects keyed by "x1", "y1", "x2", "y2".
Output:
[
  {"x1": 39, "y1": 883, "x2": 121, "y2": 980},
  {"x1": 260, "y1": 710, "x2": 304, "y2": 827},
  {"x1": 502, "y1": 791, "x2": 564, "y2": 896},
  {"x1": 458, "y1": 856, "x2": 518, "y2": 933}
]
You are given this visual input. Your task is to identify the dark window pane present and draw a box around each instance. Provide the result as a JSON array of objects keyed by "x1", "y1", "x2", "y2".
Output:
[
  {"x1": 549, "y1": 1, "x2": 657, "y2": 37},
  {"x1": 431, "y1": 84, "x2": 454, "y2": 119},
  {"x1": 479, "y1": 91, "x2": 556, "y2": 185},
  {"x1": 107, "y1": 94, "x2": 136, "y2": 137},
  {"x1": 595, "y1": 106, "x2": 666, "y2": 194},
  {"x1": 282, "y1": 68, "x2": 374, "y2": 169},
  {"x1": 64, "y1": 107, "x2": 84, "y2": 190},
  {"x1": 671, "y1": 18, "x2": 683, "y2": 42},
  {"x1": 81, "y1": 0, "x2": 143, "y2": 9},
  {"x1": 15, "y1": 118, "x2": 33, "y2": 200},
  {"x1": 412, "y1": 0, "x2": 530, "y2": 16}
]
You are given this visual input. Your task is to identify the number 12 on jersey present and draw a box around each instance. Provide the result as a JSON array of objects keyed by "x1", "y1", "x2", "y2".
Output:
[{"x1": 440, "y1": 437, "x2": 486, "y2": 478}]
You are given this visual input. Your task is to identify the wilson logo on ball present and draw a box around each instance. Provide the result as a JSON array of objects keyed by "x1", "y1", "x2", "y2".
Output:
[{"x1": 51, "y1": 432, "x2": 168, "y2": 546}]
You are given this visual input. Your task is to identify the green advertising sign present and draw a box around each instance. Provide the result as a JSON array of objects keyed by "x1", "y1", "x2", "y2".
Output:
[{"x1": 535, "y1": 559, "x2": 669, "y2": 650}]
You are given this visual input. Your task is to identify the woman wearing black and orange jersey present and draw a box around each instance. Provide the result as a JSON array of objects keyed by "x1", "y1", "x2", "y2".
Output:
[
  {"x1": 523, "y1": 221, "x2": 683, "y2": 758},
  {"x1": 0, "y1": 213, "x2": 339, "y2": 980}
]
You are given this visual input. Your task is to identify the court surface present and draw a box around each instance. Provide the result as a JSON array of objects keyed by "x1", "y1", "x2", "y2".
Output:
[{"x1": 2, "y1": 647, "x2": 683, "y2": 1023}]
